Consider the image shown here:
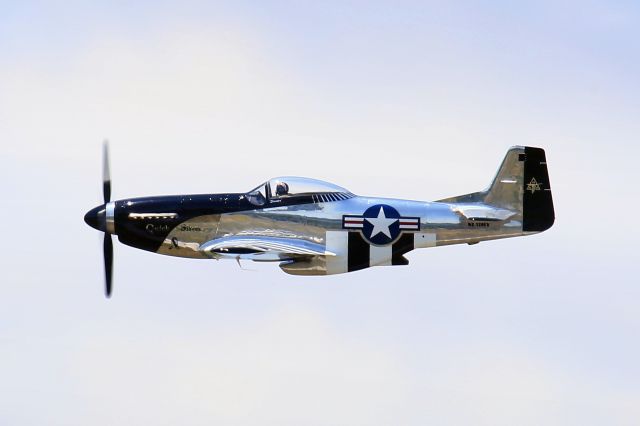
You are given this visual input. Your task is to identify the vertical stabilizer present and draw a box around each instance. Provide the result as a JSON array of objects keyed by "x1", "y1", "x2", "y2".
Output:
[
  {"x1": 437, "y1": 146, "x2": 554, "y2": 233},
  {"x1": 483, "y1": 146, "x2": 525, "y2": 212}
]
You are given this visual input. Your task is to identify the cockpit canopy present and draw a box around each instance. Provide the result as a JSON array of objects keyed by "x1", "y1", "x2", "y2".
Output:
[{"x1": 246, "y1": 176, "x2": 354, "y2": 206}]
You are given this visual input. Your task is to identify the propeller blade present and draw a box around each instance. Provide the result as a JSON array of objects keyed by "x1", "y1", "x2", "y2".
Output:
[
  {"x1": 104, "y1": 233, "x2": 113, "y2": 297},
  {"x1": 103, "y1": 141, "x2": 111, "y2": 204}
]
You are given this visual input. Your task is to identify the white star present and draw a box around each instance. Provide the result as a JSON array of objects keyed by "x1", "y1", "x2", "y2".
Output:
[{"x1": 366, "y1": 206, "x2": 397, "y2": 239}]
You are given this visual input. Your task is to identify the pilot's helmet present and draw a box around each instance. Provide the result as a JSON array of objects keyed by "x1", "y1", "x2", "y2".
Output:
[{"x1": 276, "y1": 181, "x2": 289, "y2": 196}]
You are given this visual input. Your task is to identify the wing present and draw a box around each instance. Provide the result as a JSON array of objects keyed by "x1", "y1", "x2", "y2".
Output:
[{"x1": 199, "y1": 235, "x2": 335, "y2": 261}]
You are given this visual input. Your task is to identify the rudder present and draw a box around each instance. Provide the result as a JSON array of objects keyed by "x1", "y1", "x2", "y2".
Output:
[{"x1": 522, "y1": 147, "x2": 554, "y2": 232}]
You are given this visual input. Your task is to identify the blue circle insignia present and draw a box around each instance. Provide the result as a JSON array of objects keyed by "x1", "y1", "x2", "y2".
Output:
[{"x1": 362, "y1": 204, "x2": 401, "y2": 245}]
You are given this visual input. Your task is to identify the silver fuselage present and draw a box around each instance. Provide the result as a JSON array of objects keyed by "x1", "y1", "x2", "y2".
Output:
[{"x1": 85, "y1": 145, "x2": 554, "y2": 277}]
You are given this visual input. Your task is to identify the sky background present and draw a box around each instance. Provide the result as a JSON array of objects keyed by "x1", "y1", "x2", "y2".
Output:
[{"x1": 1, "y1": 1, "x2": 639, "y2": 425}]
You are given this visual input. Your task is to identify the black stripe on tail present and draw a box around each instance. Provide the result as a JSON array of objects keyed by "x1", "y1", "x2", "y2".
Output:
[{"x1": 523, "y1": 147, "x2": 555, "y2": 232}]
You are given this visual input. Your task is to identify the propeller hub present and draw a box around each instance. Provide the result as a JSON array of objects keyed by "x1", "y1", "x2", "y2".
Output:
[
  {"x1": 84, "y1": 204, "x2": 106, "y2": 232},
  {"x1": 84, "y1": 202, "x2": 116, "y2": 234}
]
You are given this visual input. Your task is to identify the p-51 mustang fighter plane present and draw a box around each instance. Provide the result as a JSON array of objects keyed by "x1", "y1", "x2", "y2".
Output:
[{"x1": 85, "y1": 145, "x2": 554, "y2": 297}]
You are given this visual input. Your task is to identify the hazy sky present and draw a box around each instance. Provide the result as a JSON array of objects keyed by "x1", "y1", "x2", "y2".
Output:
[{"x1": 1, "y1": 1, "x2": 639, "y2": 425}]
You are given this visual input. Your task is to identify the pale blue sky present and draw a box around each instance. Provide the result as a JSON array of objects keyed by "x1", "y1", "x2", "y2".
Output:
[{"x1": 1, "y1": 1, "x2": 639, "y2": 425}]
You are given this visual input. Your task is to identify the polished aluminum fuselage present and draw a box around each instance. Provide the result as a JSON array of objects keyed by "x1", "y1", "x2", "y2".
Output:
[
  {"x1": 84, "y1": 146, "x2": 553, "y2": 281},
  {"x1": 153, "y1": 195, "x2": 524, "y2": 260}
]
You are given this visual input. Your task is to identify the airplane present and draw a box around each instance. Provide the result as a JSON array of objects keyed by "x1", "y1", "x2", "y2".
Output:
[{"x1": 85, "y1": 144, "x2": 554, "y2": 297}]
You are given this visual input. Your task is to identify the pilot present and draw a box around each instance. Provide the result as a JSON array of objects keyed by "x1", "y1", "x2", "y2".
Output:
[{"x1": 275, "y1": 181, "x2": 289, "y2": 196}]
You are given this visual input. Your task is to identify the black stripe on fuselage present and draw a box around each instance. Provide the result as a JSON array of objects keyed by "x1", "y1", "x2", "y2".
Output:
[
  {"x1": 347, "y1": 232, "x2": 370, "y2": 272},
  {"x1": 391, "y1": 234, "x2": 414, "y2": 265}
]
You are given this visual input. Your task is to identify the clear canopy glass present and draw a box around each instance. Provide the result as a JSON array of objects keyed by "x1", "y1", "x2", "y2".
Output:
[
  {"x1": 267, "y1": 176, "x2": 349, "y2": 198},
  {"x1": 246, "y1": 176, "x2": 351, "y2": 206}
]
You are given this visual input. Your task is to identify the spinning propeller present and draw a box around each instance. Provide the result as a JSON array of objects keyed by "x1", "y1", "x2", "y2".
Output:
[
  {"x1": 84, "y1": 141, "x2": 114, "y2": 297},
  {"x1": 102, "y1": 142, "x2": 113, "y2": 297}
]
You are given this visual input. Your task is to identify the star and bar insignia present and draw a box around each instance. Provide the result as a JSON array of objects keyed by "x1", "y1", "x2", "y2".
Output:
[{"x1": 343, "y1": 204, "x2": 420, "y2": 245}]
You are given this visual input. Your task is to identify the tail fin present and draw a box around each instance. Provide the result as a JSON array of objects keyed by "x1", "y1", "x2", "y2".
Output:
[
  {"x1": 437, "y1": 146, "x2": 555, "y2": 232},
  {"x1": 521, "y1": 147, "x2": 554, "y2": 232}
]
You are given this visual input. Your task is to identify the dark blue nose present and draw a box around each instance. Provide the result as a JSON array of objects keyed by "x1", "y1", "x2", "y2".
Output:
[{"x1": 84, "y1": 204, "x2": 106, "y2": 232}]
